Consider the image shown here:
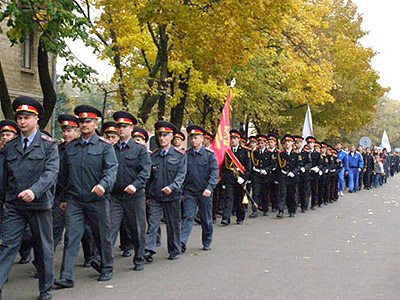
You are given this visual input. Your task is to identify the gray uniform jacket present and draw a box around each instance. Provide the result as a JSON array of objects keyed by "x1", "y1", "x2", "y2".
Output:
[
  {"x1": 60, "y1": 133, "x2": 118, "y2": 202},
  {"x1": 148, "y1": 147, "x2": 187, "y2": 202},
  {"x1": 184, "y1": 146, "x2": 219, "y2": 194},
  {"x1": 112, "y1": 138, "x2": 151, "y2": 195},
  {"x1": 2, "y1": 131, "x2": 59, "y2": 210}
]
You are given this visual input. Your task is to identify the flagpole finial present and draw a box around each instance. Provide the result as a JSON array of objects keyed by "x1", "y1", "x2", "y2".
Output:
[{"x1": 230, "y1": 78, "x2": 236, "y2": 88}]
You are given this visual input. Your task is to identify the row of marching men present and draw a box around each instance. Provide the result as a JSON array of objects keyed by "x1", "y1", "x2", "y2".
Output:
[
  {"x1": 0, "y1": 97, "x2": 219, "y2": 300},
  {"x1": 215, "y1": 131, "x2": 344, "y2": 225}
]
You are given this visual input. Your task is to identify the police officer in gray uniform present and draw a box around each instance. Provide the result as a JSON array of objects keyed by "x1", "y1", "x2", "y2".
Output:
[
  {"x1": 0, "y1": 96, "x2": 59, "y2": 300},
  {"x1": 180, "y1": 125, "x2": 219, "y2": 252},
  {"x1": 144, "y1": 121, "x2": 187, "y2": 262},
  {"x1": 55, "y1": 105, "x2": 118, "y2": 288},
  {"x1": 110, "y1": 111, "x2": 151, "y2": 271}
]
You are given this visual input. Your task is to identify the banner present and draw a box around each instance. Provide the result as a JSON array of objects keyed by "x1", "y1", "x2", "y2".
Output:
[
  {"x1": 211, "y1": 78, "x2": 235, "y2": 168},
  {"x1": 381, "y1": 130, "x2": 391, "y2": 152},
  {"x1": 302, "y1": 104, "x2": 313, "y2": 139}
]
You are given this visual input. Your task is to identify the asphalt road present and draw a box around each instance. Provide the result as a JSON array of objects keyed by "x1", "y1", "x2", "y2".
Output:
[{"x1": 4, "y1": 176, "x2": 400, "y2": 300}]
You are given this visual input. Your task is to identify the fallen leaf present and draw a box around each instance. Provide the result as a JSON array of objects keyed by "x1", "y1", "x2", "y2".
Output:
[
  {"x1": 105, "y1": 285, "x2": 114, "y2": 289},
  {"x1": 335, "y1": 250, "x2": 341, "y2": 253},
  {"x1": 302, "y1": 233, "x2": 308, "y2": 237},
  {"x1": 368, "y1": 212, "x2": 374, "y2": 215},
  {"x1": 353, "y1": 221, "x2": 357, "y2": 224},
  {"x1": 265, "y1": 232, "x2": 271, "y2": 234},
  {"x1": 303, "y1": 256, "x2": 311, "y2": 259},
  {"x1": 264, "y1": 269, "x2": 269, "y2": 273},
  {"x1": 362, "y1": 251, "x2": 368, "y2": 254}
]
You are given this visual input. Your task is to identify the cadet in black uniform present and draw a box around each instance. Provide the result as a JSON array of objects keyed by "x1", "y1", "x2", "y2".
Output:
[
  {"x1": 144, "y1": 121, "x2": 187, "y2": 262},
  {"x1": 110, "y1": 111, "x2": 151, "y2": 271},
  {"x1": 277, "y1": 134, "x2": 301, "y2": 218},
  {"x1": 56, "y1": 105, "x2": 118, "y2": 288},
  {"x1": 364, "y1": 147, "x2": 374, "y2": 189},
  {"x1": 52, "y1": 114, "x2": 96, "y2": 267},
  {"x1": 0, "y1": 97, "x2": 59, "y2": 300},
  {"x1": 294, "y1": 136, "x2": 312, "y2": 212},
  {"x1": 250, "y1": 134, "x2": 277, "y2": 217},
  {"x1": 267, "y1": 133, "x2": 280, "y2": 212},
  {"x1": 180, "y1": 125, "x2": 219, "y2": 252},
  {"x1": 221, "y1": 130, "x2": 250, "y2": 225},
  {"x1": 307, "y1": 138, "x2": 322, "y2": 210}
]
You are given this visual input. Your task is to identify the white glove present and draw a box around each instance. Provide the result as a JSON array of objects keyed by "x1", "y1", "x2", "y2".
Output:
[
  {"x1": 237, "y1": 177, "x2": 245, "y2": 185},
  {"x1": 319, "y1": 170, "x2": 323, "y2": 176},
  {"x1": 288, "y1": 172, "x2": 295, "y2": 178},
  {"x1": 311, "y1": 166, "x2": 319, "y2": 172},
  {"x1": 331, "y1": 169, "x2": 336, "y2": 173},
  {"x1": 260, "y1": 170, "x2": 267, "y2": 175},
  {"x1": 325, "y1": 169, "x2": 329, "y2": 174},
  {"x1": 301, "y1": 167, "x2": 306, "y2": 173}
]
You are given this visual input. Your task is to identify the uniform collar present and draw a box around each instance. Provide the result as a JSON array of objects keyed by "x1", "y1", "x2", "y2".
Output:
[
  {"x1": 80, "y1": 133, "x2": 99, "y2": 145},
  {"x1": 20, "y1": 129, "x2": 38, "y2": 146}
]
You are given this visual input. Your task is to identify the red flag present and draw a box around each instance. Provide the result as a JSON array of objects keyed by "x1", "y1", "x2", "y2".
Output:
[{"x1": 211, "y1": 82, "x2": 234, "y2": 169}]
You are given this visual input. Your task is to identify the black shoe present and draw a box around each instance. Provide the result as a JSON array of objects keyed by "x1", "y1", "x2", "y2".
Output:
[
  {"x1": 276, "y1": 211, "x2": 284, "y2": 218},
  {"x1": 203, "y1": 245, "x2": 212, "y2": 251},
  {"x1": 0, "y1": 289, "x2": 2, "y2": 300},
  {"x1": 122, "y1": 249, "x2": 133, "y2": 257},
  {"x1": 348, "y1": 190, "x2": 353, "y2": 193},
  {"x1": 54, "y1": 278, "x2": 74, "y2": 289},
  {"x1": 98, "y1": 272, "x2": 113, "y2": 281},
  {"x1": 263, "y1": 212, "x2": 269, "y2": 216},
  {"x1": 289, "y1": 213, "x2": 295, "y2": 218},
  {"x1": 194, "y1": 217, "x2": 202, "y2": 225},
  {"x1": 249, "y1": 212, "x2": 257, "y2": 218},
  {"x1": 311, "y1": 206, "x2": 316, "y2": 210},
  {"x1": 83, "y1": 257, "x2": 94, "y2": 268},
  {"x1": 236, "y1": 220, "x2": 243, "y2": 225},
  {"x1": 221, "y1": 219, "x2": 230, "y2": 226},
  {"x1": 38, "y1": 291, "x2": 52, "y2": 300},
  {"x1": 181, "y1": 242, "x2": 186, "y2": 253},
  {"x1": 91, "y1": 260, "x2": 102, "y2": 274},
  {"x1": 133, "y1": 264, "x2": 144, "y2": 271},
  {"x1": 301, "y1": 208, "x2": 306, "y2": 213},
  {"x1": 143, "y1": 251, "x2": 154, "y2": 263},
  {"x1": 168, "y1": 254, "x2": 178, "y2": 260},
  {"x1": 19, "y1": 254, "x2": 31, "y2": 264}
]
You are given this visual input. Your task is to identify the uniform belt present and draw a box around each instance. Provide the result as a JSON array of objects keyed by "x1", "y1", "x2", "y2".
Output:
[{"x1": 349, "y1": 166, "x2": 358, "y2": 168}]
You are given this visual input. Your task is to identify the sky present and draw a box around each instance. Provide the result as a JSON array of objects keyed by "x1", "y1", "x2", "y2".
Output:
[{"x1": 58, "y1": 0, "x2": 400, "y2": 100}]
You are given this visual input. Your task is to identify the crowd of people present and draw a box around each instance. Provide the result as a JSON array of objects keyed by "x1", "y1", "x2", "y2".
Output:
[{"x1": 0, "y1": 96, "x2": 398, "y2": 300}]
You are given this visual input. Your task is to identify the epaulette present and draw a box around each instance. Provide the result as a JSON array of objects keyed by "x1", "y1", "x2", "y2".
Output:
[
  {"x1": 41, "y1": 134, "x2": 55, "y2": 143},
  {"x1": 174, "y1": 147, "x2": 185, "y2": 155},
  {"x1": 98, "y1": 136, "x2": 112, "y2": 144},
  {"x1": 151, "y1": 149, "x2": 159, "y2": 156},
  {"x1": 279, "y1": 149, "x2": 284, "y2": 153},
  {"x1": 205, "y1": 147, "x2": 214, "y2": 153}
]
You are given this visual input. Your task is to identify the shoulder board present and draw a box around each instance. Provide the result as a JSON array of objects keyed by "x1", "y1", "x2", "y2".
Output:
[
  {"x1": 174, "y1": 147, "x2": 185, "y2": 155},
  {"x1": 205, "y1": 147, "x2": 214, "y2": 153},
  {"x1": 151, "y1": 149, "x2": 159, "y2": 156},
  {"x1": 41, "y1": 134, "x2": 55, "y2": 143},
  {"x1": 99, "y1": 136, "x2": 112, "y2": 145}
]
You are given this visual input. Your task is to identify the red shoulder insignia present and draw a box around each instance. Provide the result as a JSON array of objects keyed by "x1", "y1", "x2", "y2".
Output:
[
  {"x1": 151, "y1": 149, "x2": 159, "y2": 156},
  {"x1": 41, "y1": 134, "x2": 55, "y2": 143},
  {"x1": 174, "y1": 147, "x2": 185, "y2": 155},
  {"x1": 99, "y1": 136, "x2": 112, "y2": 144},
  {"x1": 279, "y1": 149, "x2": 284, "y2": 153},
  {"x1": 205, "y1": 147, "x2": 214, "y2": 153}
]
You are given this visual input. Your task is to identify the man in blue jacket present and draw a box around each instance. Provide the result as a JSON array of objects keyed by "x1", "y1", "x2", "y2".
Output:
[
  {"x1": 336, "y1": 143, "x2": 347, "y2": 196},
  {"x1": 346, "y1": 145, "x2": 364, "y2": 193}
]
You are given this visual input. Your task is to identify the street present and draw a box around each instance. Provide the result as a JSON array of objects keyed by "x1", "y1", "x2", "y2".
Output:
[{"x1": 4, "y1": 177, "x2": 400, "y2": 300}]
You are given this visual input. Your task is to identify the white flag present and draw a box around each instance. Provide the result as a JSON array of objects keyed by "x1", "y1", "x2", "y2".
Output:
[
  {"x1": 381, "y1": 130, "x2": 391, "y2": 152},
  {"x1": 302, "y1": 105, "x2": 313, "y2": 139}
]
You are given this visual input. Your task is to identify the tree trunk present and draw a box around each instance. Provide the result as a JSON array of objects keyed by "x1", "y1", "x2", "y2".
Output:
[
  {"x1": 0, "y1": 61, "x2": 14, "y2": 120},
  {"x1": 170, "y1": 68, "x2": 190, "y2": 128},
  {"x1": 157, "y1": 24, "x2": 169, "y2": 120},
  {"x1": 38, "y1": 37, "x2": 57, "y2": 129}
]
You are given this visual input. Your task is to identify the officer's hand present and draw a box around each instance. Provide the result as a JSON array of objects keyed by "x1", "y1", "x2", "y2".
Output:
[
  {"x1": 358, "y1": 168, "x2": 362, "y2": 172},
  {"x1": 124, "y1": 185, "x2": 137, "y2": 195},
  {"x1": 301, "y1": 167, "x2": 306, "y2": 173},
  {"x1": 18, "y1": 189, "x2": 35, "y2": 203},
  {"x1": 345, "y1": 171, "x2": 349, "y2": 175},
  {"x1": 319, "y1": 170, "x2": 323, "y2": 176},
  {"x1": 59, "y1": 202, "x2": 67, "y2": 211},
  {"x1": 203, "y1": 189, "x2": 212, "y2": 197},
  {"x1": 260, "y1": 170, "x2": 267, "y2": 175},
  {"x1": 237, "y1": 177, "x2": 245, "y2": 185},
  {"x1": 288, "y1": 172, "x2": 295, "y2": 178},
  {"x1": 92, "y1": 185, "x2": 105, "y2": 196},
  {"x1": 161, "y1": 186, "x2": 172, "y2": 195}
]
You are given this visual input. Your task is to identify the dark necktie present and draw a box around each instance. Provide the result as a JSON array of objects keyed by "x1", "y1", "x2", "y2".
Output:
[
  {"x1": 162, "y1": 150, "x2": 167, "y2": 157},
  {"x1": 23, "y1": 138, "x2": 29, "y2": 151},
  {"x1": 121, "y1": 142, "x2": 126, "y2": 150}
]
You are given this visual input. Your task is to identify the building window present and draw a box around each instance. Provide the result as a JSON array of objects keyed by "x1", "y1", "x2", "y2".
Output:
[{"x1": 21, "y1": 34, "x2": 33, "y2": 69}]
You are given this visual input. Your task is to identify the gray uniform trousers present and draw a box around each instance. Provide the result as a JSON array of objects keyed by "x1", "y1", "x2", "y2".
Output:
[
  {"x1": 60, "y1": 198, "x2": 112, "y2": 280},
  {"x1": 0, "y1": 205, "x2": 54, "y2": 294},
  {"x1": 111, "y1": 190, "x2": 146, "y2": 265},
  {"x1": 181, "y1": 192, "x2": 213, "y2": 248},
  {"x1": 145, "y1": 198, "x2": 181, "y2": 256}
]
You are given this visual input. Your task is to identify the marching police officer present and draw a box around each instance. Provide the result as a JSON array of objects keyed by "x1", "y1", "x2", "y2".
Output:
[
  {"x1": 56, "y1": 105, "x2": 118, "y2": 288},
  {"x1": 0, "y1": 97, "x2": 59, "y2": 300},
  {"x1": 52, "y1": 114, "x2": 96, "y2": 267},
  {"x1": 250, "y1": 134, "x2": 277, "y2": 217},
  {"x1": 277, "y1": 134, "x2": 301, "y2": 218},
  {"x1": 110, "y1": 111, "x2": 151, "y2": 271},
  {"x1": 144, "y1": 121, "x2": 187, "y2": 262},
  {"x1": 133, "y1": 126, "x2": 149, "y2": 145},
  {"x1": 180, "y1": 125, "x2": 219, "y2": 252},
  {"x1": 221, "y1": 130, "x2": 250, "y2": 225}
]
